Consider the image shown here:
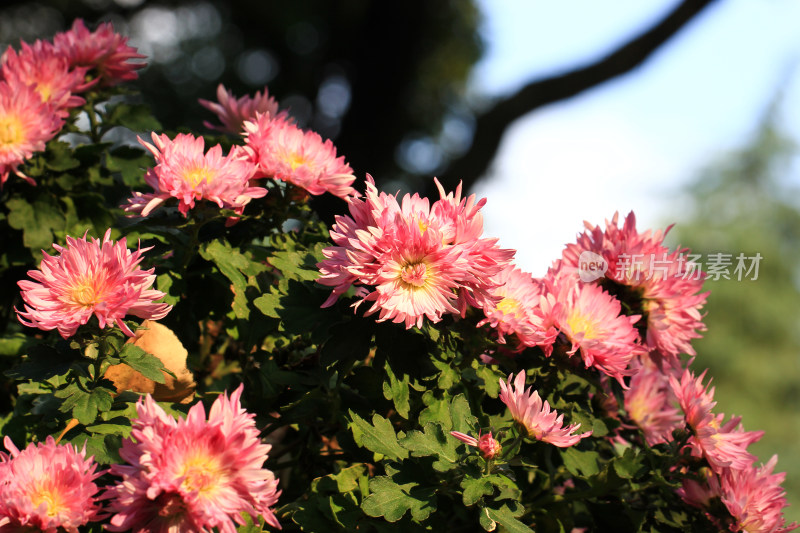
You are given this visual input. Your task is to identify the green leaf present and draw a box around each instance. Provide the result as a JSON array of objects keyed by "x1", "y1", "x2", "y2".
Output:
[
  {"x1": 106, "y1": 145, "x2": 151, "y2": 187},
  {"x1": 449, "y1": 393, "x2": 476, "y2": 434},
  {"x1": 105, "y1": 102, "x2": 162, "y2": 132},
  {"x1": 253, "y1": 290, "x2": 281, "y2": 319},
  {"x1": 70, "y1": 387, "x2": 114, "y2": 425},
  {"x1": 6, "y1": 196, "x2": 65, "y2": 252},
  {"x1": 399, "y1": 422, "x2": 459, "y2": 472},
  {"x1": 44, "y1": 141, "x2": 81, "y2": 171},
  {"x1": 0, "y1": 334, "x2": 28, "y2": 357},
  {"x1": 361, "y1": 476, "x2": 437, "y2": 523},
  {"x1": 348, "y1": 411, "x2": 408, "y2": 461},
  {"x1": 461, "y1": 477, "x2": 494, "y2": 506},
  {"x1": 383, "y1": 360, "x2": 411, "y2": 419},
  {"x1": 484, "y1": 504, "x2": 534, "y2": 533},
  {"x1": 613, "y1": 446, "x2": 645, "y2": 480},
  {"x1": 201, "y1": 239, "x2": 267, "y2": 320},
  {"x1": 561, "y1": 446, "x2": 601, "y2": 478},
  {"x1": 118, "y1": 343, "x2": 168, "y2": 384},
  {"x1": 268, "y1": 246, "x2": 323, "y2": 282}
]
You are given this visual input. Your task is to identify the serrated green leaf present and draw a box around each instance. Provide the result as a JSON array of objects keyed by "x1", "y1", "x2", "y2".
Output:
[
  {"x1": 44, "y1": 141, "x2": 81, "y2": 171},
  {"x1": 461, "y1": 477, "x2": 493, "y2": 506},
  {"x1": 449, "y1": 393, "x2": 476, "y2": 434},
  {"x1": 268, "y1": 247, "x2": 322, "y2": 282},
  {"x1": 72, "y1": 387, "x2": 114, "y2": 425},
  {"x1": 0, "y1": 334, "x2": 28, "y2": 357},
  {"x1": 349, "y1": 411, "x2": 408, "y2": 461},
  {"x1": 6, "y1": 196, "x2": 64, "y2": 251},
  {"x1": 561, "y1": 446, "x2": 601, "y2": 477},
  {"x1": 105, "y1": 102, "x2": 162, "y2": 132},
  {"x1": 383, "y1": 360, "x2": 410, "y2": 419},
  {"x1": 484, "y1": 505, "x2": 534, "y2": 533},
  {"x1": 419, "y1": 393, "x2": 450, "y2": 428},
  {"x1": 399, "y1": 422, "x2": 458, "y2": 472},
  {"x1": 613, "y1": 446, "x2": 645, "y2": 480},
  {"x1": 480, "y1": 505, "x2": 497, "y2": 531},
  {"x1": 361, "y1": 476, "x2": 437, "y2": 522},
  {"x1": 200, "y1": 239, "x2": 252, "y2": 320},
  {"x1": 253, "y1": 290, "x2": 281, "y2": 319},
  {"x1": 105, "y1": 145, "x2": 150, "y2": 186},
  {"x1": 118, "y1": 343, "x2": 168, "y2": 384}
]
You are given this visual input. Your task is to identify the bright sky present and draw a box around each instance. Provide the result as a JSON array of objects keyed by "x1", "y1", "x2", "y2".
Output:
[{"x1": 470, "y1": 0, "x2": 800, "y2": 273}]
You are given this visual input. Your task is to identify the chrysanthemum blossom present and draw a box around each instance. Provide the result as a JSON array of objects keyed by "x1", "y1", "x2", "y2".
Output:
[
  {"x1": 243, "y1": 112, "x2": 356, "y2": 198},
  {"x1": 199, "y1": 84, "x2": 280, "y2": 134},
  {"x1": 623, "y1": 357, "x2": 682, "y2": 446},
  {"x1": 0, "y1": 80, "x2": 63, "y2": 186},
  {"x1": 16, "y1": 229, "x2": 172, "y2": 338},
  {"x1": 317, "y1": 176, "x2": 513, "y2": 328},
  {"x1": 450, "y1": 431, "x2": 502, "y2": 460},
  {"x1": 125, "y1": 132, "x2": 265, "y2": 217},
  {"x1": 561, "y1": 212, "x2": 708, "y2": 367},
  {"x1": 52, "y1": 19, "x2": 145, "y2": 86},
  {"x1": 720, "y1": 456, "x2": 798, "y2": 533},
  {"x1": 0, "y1": 436, "x2": 102, "y2": 532},
  {"x1": 498, "y1": 372, "x2": 591, "y2": 447},
  {"x1": 539, "y1": 264, "x2": 645, "y2": 384},
  {"x1": 1, "y1": 40, "x2": 90, "y2": 116},
  {"x1": 670, "y1": 368, "x2": 763, "y2": 473},
  {"x1": 104, "y1": 385, "x2": 282, "y2": 533},
  {"x1": 478, "y1": 265, "x2": 553, "y2": 349}
]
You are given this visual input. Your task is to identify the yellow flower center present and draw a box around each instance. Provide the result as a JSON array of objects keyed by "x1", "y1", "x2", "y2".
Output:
[
  {"x1": 178, "y1": 452, "x2": 226, "y2": 498},
  {"x1": 69, "y1": 278, "x2": 104, "y2": 308},
  {"x1": 184, "y1": 166, "x2": 215, "y2": 188},
  {"x1": 626, "y1": 394, "x2": 649, "y2": 427},
  {"x1": 0, "y1": 114, "x2": 25, "y2": 147},
  {"x1": 496, "y1": 297, "x2": 523, "y2": 318},
  {"x1": 566, "y1": 311, "x2": 601, "y2": 340},
  {"x1": 418, "y1": 219, "x2": 429, "y2": 235},
  {"x1": 36, "y1": 83, "x2": 54, "y2": 103},
  {"x1": 288, "y1": 151, "x2": 312, "y2": 171},
  {"x1": 30, "y1": 483, "x2": 67, "y2": 517},
  {"x1": 400, "y1": 261, "x2": 428, "y2": 289}
]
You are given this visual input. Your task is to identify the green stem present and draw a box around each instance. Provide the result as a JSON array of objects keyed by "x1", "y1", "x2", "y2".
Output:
[{"x1": 85, "y1": 95, "x2": 102, "y2": 143}]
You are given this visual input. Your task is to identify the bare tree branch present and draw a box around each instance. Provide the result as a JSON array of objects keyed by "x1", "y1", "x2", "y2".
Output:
[{"x1": 436, "y1": 0, "x2": 721, "y2": 194}]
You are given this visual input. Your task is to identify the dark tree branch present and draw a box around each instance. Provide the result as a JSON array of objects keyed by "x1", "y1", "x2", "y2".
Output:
[{"x1": 436, "y1": 0, "x2": 721, "y2": 194}]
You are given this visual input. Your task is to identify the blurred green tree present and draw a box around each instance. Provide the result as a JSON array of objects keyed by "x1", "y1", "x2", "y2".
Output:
[{"x1": 667, "y1": 104, "x2": 800, "y2": 522}]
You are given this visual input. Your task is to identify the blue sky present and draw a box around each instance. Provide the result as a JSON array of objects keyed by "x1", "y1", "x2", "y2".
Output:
[{"x1": 469, "y1": 0, "x2": 800, "y2": 272}]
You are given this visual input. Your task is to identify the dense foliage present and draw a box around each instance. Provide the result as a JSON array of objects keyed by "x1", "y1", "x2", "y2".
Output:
[{"x1": 0, "y1": 19, "x2": 795, "y2": 532}]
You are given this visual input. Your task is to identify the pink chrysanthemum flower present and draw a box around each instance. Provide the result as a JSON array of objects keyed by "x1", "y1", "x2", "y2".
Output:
[
  {"x1": 318, "y1": 176, "x2": 513, "y2": 329},
  {"x1": 0, "y1": 80, "x2": 63, "y2": 186},
  {"x1": 0, "y1": 436, "x2": 102, "y2": 532},
  {"x1": 675, "y1": 467, "x2": 722, "y2": 511},
  {"x1": 561, "y1": 212, "x2": 708, "y2": 367},
  {"x1": 1, "y1": 40, "x2": 90, "y2": 116},
  {"x1": 199, "y1": 84, "x2": 280, "y2": 135},
  {"x1": 52, "y1": 19, "x2": 145, "y2": 87},
  {"x1": 243, "y1": 113, "x2": 356, "y2": 198},
  {"x1": 670, "y1": 368, "x2": 763, "y2": 473},
  {"x1": 428, "y1": 179, "x2": 516, "y2": 315},
  {"x1": 125, "y1": 132, "x2": 266, "y2": 217},
  {"x1": 477, "y1": 265, "x2": 553, "y2": 350},
  {"x1": 498, "y1": 371, "x2": 591, "y2": 447},
  {"x1": 16, "y1": 229, "x2": 172, "y2": 338},
  {"x1": 720, "y1": 456, "x2": 798, "y2": 533},
  {"x1": 104, "y1": 385, "x2": 282, "y2": 533},
  {"x1": 539, "y1": 264, "x2": 645, "y2": 384},
  {"x1": 450, "y1": 431, "x2": 502, "y2": 460},
  {"x1": 623, "y1": 357, "x2": 682, "y2": 446}
]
